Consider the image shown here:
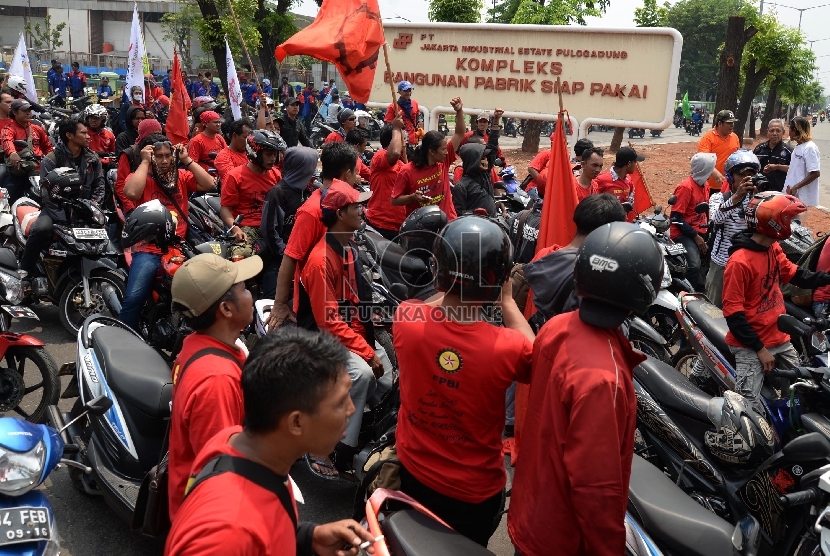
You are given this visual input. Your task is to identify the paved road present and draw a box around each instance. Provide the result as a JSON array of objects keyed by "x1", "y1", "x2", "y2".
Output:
[{"x1": 812, "y1": 120, "x2": 830, "y2": 211}]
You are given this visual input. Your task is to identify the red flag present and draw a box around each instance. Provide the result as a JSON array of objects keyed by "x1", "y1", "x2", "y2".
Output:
[
  {"x1": 275, "y1": 0, "x2": 384, "y2": 103},
  {"x1": 512, "y1": 112, "x2": 579, "y2": 463},
  {"x1": 167, "y1": 50, "x2": 190, "y2": 146},
  {"x1": 630, "y1": 163, "x2": 655, "y2": 214}
]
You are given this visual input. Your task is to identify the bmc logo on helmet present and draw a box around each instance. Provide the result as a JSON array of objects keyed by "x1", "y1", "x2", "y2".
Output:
[{"x1": 589, "y1": 254, "x2": 619, "y2": 272}]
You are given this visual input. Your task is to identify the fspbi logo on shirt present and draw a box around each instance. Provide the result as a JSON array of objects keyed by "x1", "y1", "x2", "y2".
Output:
[{"x1": 437, "y1": 348, "x2": 462, "y2": 374}]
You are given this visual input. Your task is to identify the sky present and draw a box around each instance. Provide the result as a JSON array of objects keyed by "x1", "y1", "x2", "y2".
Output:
[{"x1": 292, "y1": 0, "x2": 830, "y2": 95}]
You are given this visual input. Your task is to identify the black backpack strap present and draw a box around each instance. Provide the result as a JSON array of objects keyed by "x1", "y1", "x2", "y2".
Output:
[
  {"x1": 186, "y1": 455, "x2": 297, "y2": 529},
  {"x1": 172, "y1": 347, "x2": 238, "y2": 386}
]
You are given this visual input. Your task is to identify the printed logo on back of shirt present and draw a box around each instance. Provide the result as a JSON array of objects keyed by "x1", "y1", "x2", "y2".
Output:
[
  {"x1": 436, "y1": 348, "x2": 462, "y2": 374},
  {"x1": 589, "y1": 255, "x2": 618, "y2": 272}
]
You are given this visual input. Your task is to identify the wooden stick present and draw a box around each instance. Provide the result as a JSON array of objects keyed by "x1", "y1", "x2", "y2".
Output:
[
  {"x1": 556, "y1": 76, "x2": 564, "y2": 113},
  {"x1": 382, "y1": 42, "x2": 398, "y2": 114},
  {"x1": 224, "y1": 0, "x2": 272, "y2": 127}
]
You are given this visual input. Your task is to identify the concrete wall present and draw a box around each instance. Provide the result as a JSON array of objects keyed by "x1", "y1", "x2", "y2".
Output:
[
  {"x1": 101, "y1": 20, "x2": 207, "y2": 70},
  {"x1": 48, "y1": 8, "x2": 89, "y2": 54}
]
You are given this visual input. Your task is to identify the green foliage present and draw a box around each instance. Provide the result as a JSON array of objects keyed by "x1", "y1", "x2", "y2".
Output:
[
  {"x1": 743, "y1": 14, "x2": 803, "y2": 76},
  {"x1": 193, "y1": 0, "x2": 261, "y2": 59},
  {"x1": 162, "y1": 3, "x2": 200, "y2": 69},
  {"x1": 488, "y1": 0, "x2": 523, "y2": 22},
  {"x1": 428, "y1": 0, "x2": 484, "y2": 22},
  {"x1": 24, "y1": 15, "x2": 66, "y2": 53},
  {"x1": 777, "y1": 47, "x2": 819, "y2": 105},
  {"x1": 511, "y1": 0, "x2": 607, "y2": 25},
  {"x1": 634, "y1": 0, "x2": 669, "y2": 27}
]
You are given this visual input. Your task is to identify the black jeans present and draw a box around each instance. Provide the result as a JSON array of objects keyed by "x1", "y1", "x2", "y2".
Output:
[
  {"x1": 20, "y1": 213, "x2": 53, "y2": 275},
  {"x1": 399, "y1": 465, "x2": 504, "y2": 547},
  {"x1": 3, "y1": 172, "x2": 32, "y2": 204}
]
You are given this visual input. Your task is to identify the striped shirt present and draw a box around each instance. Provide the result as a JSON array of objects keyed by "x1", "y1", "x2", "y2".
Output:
[{"x1": 709, "y1": 191, "x2": 750, "y2": 267}]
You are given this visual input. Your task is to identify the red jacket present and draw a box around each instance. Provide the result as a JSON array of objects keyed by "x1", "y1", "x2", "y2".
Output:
[
  {"x1": 508, "y1": 310, "x2": 645, "y2": 556},
  {"x1": 669, "y1": 176, "x2": 709, "y2": 240}
]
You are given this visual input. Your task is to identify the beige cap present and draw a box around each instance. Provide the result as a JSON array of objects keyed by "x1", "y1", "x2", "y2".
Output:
[{"x1": 172, "y1": 254, "x2": 263, "y2": 318}]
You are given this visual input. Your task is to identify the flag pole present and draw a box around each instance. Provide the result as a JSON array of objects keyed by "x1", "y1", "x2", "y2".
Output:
[
  {"x1": 224, "y1": 0, "x2": 272, "y2": 128},
  {"x1": 381, "y1": 42, "x2": 399, "y2": 116},
  {"x1": 555, "y1": 76, "x2": 569, "y2": 149}
]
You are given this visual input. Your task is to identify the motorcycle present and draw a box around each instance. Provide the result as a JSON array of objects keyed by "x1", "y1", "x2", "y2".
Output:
[
  {"x1": 437, "y1": 114, "x2": 450, "y2": 137},
  {"x1": 503, "y1": 118, "x2": 518, "y2": 138},
  {"x1": 635, "y1": 355, "x2": 830, "y2": 554},
  {"x1": 7, "y1": 191, "x2": 125, "y2": 337},
  {"x1": 0, "y1": 396, "x2": 111, "y2": 556},
  {"x1": 629, "y1": 128, "x2": 646, "y2": 139},
  {"x1": 650, "y1": 129, "x2": 663, "y2": 137},
  {"x1": 310, "y1": 113, "x2": 337, "y2": 149},
  {"x1": 686, "y1": 120, "x2": 703, "y2": 136}
]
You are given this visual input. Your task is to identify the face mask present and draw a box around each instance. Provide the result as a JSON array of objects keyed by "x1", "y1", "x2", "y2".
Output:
[{"x1": 133, "y1": 93, "x2": 143, "y2": 102}]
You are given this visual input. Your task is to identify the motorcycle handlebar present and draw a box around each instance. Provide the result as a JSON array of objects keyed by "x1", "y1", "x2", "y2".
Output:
[
  {"x1": 768, "y1": 368, "x2": 800, "y2": 380},
  {"x1": 779, "y1": 488, "x2": 818, "y2": 507},
  {"x1": 804, "y1": 317, "x2": 829, "y2": 329}
]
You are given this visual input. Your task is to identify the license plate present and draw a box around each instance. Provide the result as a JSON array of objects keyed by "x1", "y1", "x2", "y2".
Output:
[
  {"x1": 665, "y1": 243, "x2": 687, "y2": 255},
  {"x1": 0, "y1": 507, "x2": 51, "y2": 546},
  {"x1": 73, "y1": 228, "x2": 108, "y2": 240},
  {"x1": 0, "y1": 306, "x2": 38, "y2": 319}
]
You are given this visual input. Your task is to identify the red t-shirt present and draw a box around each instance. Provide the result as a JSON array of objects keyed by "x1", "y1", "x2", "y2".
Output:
[
  {"x1": 214, "y1": 147, "x2": 249, "y2": 184},
  {"x1": 391, "y1": 143, "x2": 457, "y2": 220},
  {"x1": 164, "y1": 427, "x2": 299, "y2": 556},
  {"x1": 221, "y1": 164, "x2": 282, "y2": 227},
  {"x1": 0, "y1": 120, "x2": 52, "y2": 159},
  {"x1": 127, "y1": 169, "x2": 198, "y2": 254},
  {"x1": 669, "y1": 176, "x2": 710, "y2": 240},
  {"x1": 393, "y1": 300, "x2": 533, "y2": 503},
  {"x1": 575, "y1": 178, "x2": 594, "y2": 202},
  {"x1": 452, "y1": 165, "x2": 499, "y2": 185},
  {"x1": 366, "y1": 149, "x2": 406, "y2": 231},
  {"x1": 357, "y1": 158, "x2": 371, "y2": 182},
  {"x1": 87, "y1": 127, "x2": 116, "y2": 154},
  {"x1": 115, "y1": 152, "x2": 137, "y2": 213},
  {"x1": 384, "y1": 100, "x2": 421, "y2": 145},
  {"x1": 594, "y1": 169, "x2": 635, "y2": 222},
  {"x1": 324, "y1": 131, "x2": 343, "y2": 144},
  {"x1": 723, "y1": 242, "x2": 798, "y2": 348},
  {"x1": 168, "y1": 334, "x2": 246, "y2": 520},
  {"x1": 188, "y1": 132, "x2": 227, "y2": 171},
  {"x1": 814, "y1": 240, "x2": 830, "y2": 302},
  {"x1": 284, "y1": 186, "x2": 327, "y2": 313},
  {"x1": 508, "y1": 310, "x2": 645, "y2": 556}
]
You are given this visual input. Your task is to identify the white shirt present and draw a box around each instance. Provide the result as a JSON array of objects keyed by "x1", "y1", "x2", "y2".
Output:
[
  {"x1": 326, "y1": 102, "x2": 342, "y2": 125},
  {"x1": 783, "y1": 140, "x2": 821, "y2": 206}
]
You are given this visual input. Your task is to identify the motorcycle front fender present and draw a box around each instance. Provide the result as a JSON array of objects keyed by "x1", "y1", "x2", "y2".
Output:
[
  {"x1": 0, "y1": 332, "x2": 45, "y2": 349},
  {"x1": 630, "y1": 316, "x2": 667, "y2": 345},
  {"x1": 653, "y1": 289, "x2": 680, "y2": 312},
  {"x1": 81, "y1": 256, "x2": 116, "y2": 278}
]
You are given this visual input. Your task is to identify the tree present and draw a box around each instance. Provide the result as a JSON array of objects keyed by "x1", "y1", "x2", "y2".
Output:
[
  {"x1": 714, "y1": 15, "x2": 756, "y2": 117},
  {"x1": 161, "y1": 3, "x2": 201, "y2": 70},
  {"x1": 255, "y1": 0, "x2": 298, "y2": 82},
  {"x1": 634, "y1": 0, "x2": 668, "y2": 27},
  {"x1": 488, "y1": 0, "x2": 522, "y2": 22},
  {"x1": 24, "y1": 15, "x2": 66, "y2": 60},
  {"x1": 428, "y1": 0, "x2": 483, "y2": 23}
]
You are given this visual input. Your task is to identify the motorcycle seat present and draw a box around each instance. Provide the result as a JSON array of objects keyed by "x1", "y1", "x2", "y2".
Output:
[
  {"x1": 190, "y1": 194, "x2": 220, "y2": 216},
  {"x1": 634, "y1": 357, "x2": 711, "y2": 424},
  {"x1": 368, "y1": 234, "x2": 429, "y2": 279},
  {"x1": 801, "y1": 413, "x2": 830, "y2": 443},
  {"x1": 15, "y1": 204, "x2": 40, "y2": 239},
  {"x1": 381, "y1": 509, "x2": 495, "y2": 556},
  {"x1": 91, "y1": 326, "x2": 172, "y2": 418},
  {"x1": 685, "y1": 299, "x2": 736, "y2": 367},
  {"x1": 628, "y1": 455, "x2": 734, "y2": 556}
]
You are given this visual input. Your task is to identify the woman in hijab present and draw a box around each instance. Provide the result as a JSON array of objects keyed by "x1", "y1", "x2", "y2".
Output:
[
  {"x1": 115, "y1": 105, "x2": 147, "y2": 157},
  {"x1": 452, "y1": 109, "x2": 504, "y2": 217}
]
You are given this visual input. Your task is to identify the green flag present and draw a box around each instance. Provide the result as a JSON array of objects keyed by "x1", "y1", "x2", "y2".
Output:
[{"x1": 682, "y1": 92, "x2": 692, "y2": 119}]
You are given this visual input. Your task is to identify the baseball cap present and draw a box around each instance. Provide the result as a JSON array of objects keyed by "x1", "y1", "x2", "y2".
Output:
[
  {"x1": 321, "y1": 182, "x2": 372, "y2": 212},
  {"x1": 716, "y1": 109, "x2": 738, "y2": 123},
  {"x1": 397, "y1": 80, "x2": 413, "y2": 92},
  {"x1": 477, "y1": 111, "x2": 490, "y2": 122},
  {"x1": 172, "y1": 253, "x2": 263, "y2": 318},
  {"x1": 10, "y1": 99, "x2": 31, "y2": 112},
  {"x1": 286, "y1": 96, "x2": 302, "y2": 106},
  {"x1": 615, "y1": 146, "x2": 645, "y2": 165}
]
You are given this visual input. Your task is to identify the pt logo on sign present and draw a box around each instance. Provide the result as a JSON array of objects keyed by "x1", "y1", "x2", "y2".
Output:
[
  {"x1": 589, "y1": 254, "x2": 619, "y2": 272},
  {"x1": 393, "y1": 33, "x2": 413, "y2": 50}
]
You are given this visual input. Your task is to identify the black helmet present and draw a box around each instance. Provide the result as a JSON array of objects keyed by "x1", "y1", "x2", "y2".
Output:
[
  {"x1": 122, "y1": 199, "x2": 176, "y2": 249},
  {"x1": 433, "y1": 215, "x2": 512, "y2": 303},
  {"x1": 246, "y1": 130, "x2": 287, "y2": 164},
  {"x1": 574, "y1": 222, "x2": 663, "y2": 328},
  {"x1": 399, "y1": 206, "x2": 448, "y2": 253},
  {"x1": 43, "y1": 167, "x2": 83, "y2": 199},
  {"x1": 704, "y1": 390, "x2": 775, "y2": 467}
]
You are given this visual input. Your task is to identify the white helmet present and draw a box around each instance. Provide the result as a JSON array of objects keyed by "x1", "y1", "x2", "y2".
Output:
[
  {"x1": 7, "y1": 75, "x2": 27, "y2": 95},
  {"x1": 255, "y1": 96, "x2": 275, "y2": 108},
  {"x1": 84, "y1": 104, "x2": 108, "y2": 119}
]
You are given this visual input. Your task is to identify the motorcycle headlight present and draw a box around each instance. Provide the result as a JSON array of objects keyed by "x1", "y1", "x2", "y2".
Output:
[
  {"x1": 0, "y1": 270, "x2": 23, "y2": 305},
  {"x1": 0, "y1": 441, "x2": 46, "y2": 495},
  {"x1": 661, "y1": 262, "x2": 672, "y2": 289},
  {"x1": 91, "y1": 209, "x2": 107, "y2": 227}
]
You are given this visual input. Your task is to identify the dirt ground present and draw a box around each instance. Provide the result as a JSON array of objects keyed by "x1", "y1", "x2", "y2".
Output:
[{"x1": 501, "y1": 141, "x2": 830, "y2": 238}]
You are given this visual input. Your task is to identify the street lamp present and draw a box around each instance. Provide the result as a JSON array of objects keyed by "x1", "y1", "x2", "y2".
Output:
[{"x1": 768, "y1": 2, "x2": 830, "y2": 30}]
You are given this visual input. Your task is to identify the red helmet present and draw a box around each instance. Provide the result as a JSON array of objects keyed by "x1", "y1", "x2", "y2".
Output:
[{"x1": 745, "y1": 192, "x2": 806, "y2": 240}]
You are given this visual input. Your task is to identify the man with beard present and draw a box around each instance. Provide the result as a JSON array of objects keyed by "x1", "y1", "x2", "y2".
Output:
[{"x1": 120, "y1": 141, "x2": 215, "y2": 330}]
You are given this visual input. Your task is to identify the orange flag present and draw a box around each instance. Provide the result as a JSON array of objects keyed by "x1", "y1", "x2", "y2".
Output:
[
  {"x1": 512, "y1": 112, "x2": 579, "y2": 463},
  {"x1": 630, "y1": 163, "x2": 656, "y2": 214},
  {"x1": 167, "y1": 50, "x2": 190, "y2": 146},
  {"x1": 275, "y1": 0, "x2": 384, "y2": 103}
]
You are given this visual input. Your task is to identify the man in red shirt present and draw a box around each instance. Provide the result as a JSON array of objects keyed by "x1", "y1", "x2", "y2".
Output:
[
  {"x1": 298, "y1": 181, "x2": 394, "y2": 477},
  {"x1": 575, "y1": 147, "x2": 603, "y2": 201},
  {"x1": 221, "y1": 130, "x2": 285, "y2": 258},
  {"x1": 668, "y1": 152, "x2": 715, "y2": 290},
  {"x1": 365, "y1": 119, "x2": 406, "y2": 240},
  {"x1": 188, "y1": 110, "x2": 227, "y2": 173},
  {"x1": 266, "y1": 142, "x2": 358, "y2": 330},
  {"x1": 0, "y1": 91, "x2": 13, "y2": 133},
  {"x1": 84, "y1": 104, "x2": 116, "y2": 158},
  {"x1": 324, "y1": 108, "x2": 356, "y2": 144},
  {"x1": 593, "y1": 146, "x2": 644, "y2": 221},
  {"x1": 345, "y1": 129, "x2": 371, "y2": 182},
  {"x1": 167, "y1": 252, "x2": 262, "y2": 519},
  {"x1": 723, "y1": 192, "x2": 830, "y2": 412},
  {"x1": 394, "y1": 216, "x2": 533, "y2": 545},
  {"x1": 121, "y1": 141, "x2": 215, "y2": 330},
  {"x1": 165, "y1": 328, "x2": 377, "y2": 555},
  {"x1": 384, "y1": 80, "x2": 419, "y2": 146},
  {"x1": 509, "y1": 222, "x2": 663, "y2": 556},
  {"x1": 1, "y1": 99, "x2": 53, "y2": 202},
  {"x1": 214, "y1": 118, "x2": 252, "y2": 184},
  {"x1": 461, "y1": 111, "x2": 506, "y2": 165}
]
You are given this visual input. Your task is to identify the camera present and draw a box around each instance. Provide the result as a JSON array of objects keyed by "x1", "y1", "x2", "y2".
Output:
[{"x1": 749, "y1": 173, "x2": 771, "y2": 191}]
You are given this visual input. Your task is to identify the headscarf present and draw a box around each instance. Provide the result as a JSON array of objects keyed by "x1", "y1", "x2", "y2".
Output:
[
  {"x1": 200, "y1": 110, "x2": 221, "y2": 125},
  {"x1": 691, "y1": 152, "x2": 717, "y2": 186},
  {"x1": 280, "y1": 147, "x2": 318, "y2": 191},
  {"x1": 136, "y1": 118, "x2": 162, "y2": 145}
]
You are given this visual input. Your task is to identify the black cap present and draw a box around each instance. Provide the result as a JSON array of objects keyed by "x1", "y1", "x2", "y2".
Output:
[
  {"x1": 286, "y1": 96, "x2": 302, "y2": 106},
  {"x1": 51, "y1": 59, "x2": 58, "y2": 64},
  {"x1": 10, "y1": 99, "x2": 31, "y2": 112},
  {"x1": 615, "y1": 147, "x2": 645, "y2": 165}
]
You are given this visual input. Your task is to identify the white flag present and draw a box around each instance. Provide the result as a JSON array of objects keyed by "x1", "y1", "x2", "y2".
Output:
[
  {"x1": 225, "y1": 40, "x2": 242, "y2": 120},
  {"x1": 125, "y1": 4, "x2": 146, "y2": 102},
  {"x1": 9, "y1": 32, "x2": 37, "y2": 102}
]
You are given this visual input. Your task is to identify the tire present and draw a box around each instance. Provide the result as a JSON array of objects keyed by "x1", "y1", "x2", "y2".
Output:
[
  {"x1": 672, "y1": 346, "x2": 698, "y2": 377},
  {"x1": 0, "y1": 346, "x2": 59, "y2": 423},
  {"x1": 375, "y1": 327, "x2": 397, "y2": 370},
  {"x1": 59, "y1": 269, "x2": 126, "y2": 338},
  {"x1": 630, "y1": 335, "x2": 671, "y2": 364},
  {"x1": 644, "y1": 305, "x2": 681, "y2": 347}
]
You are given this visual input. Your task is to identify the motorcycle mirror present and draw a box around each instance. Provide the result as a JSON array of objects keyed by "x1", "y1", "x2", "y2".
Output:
[
  {"x1": 694, "y1": 202, "x2": 710, "y2": 214},
  {"x1": 667, "y1": 194, "x2": 678, "y2": 206},
  {"x1": 732, "y1": 515, "x2": 760, "y2": 556},
  {"x1": 390, "y1": 283, "x2": 408, "y2": 300},
  {"x1": 621, "y1": 201, "x2": 634, "y2": 213},
  {"x1": 494, "y1": 157, "x2": 505, "y2": 167},
  {"x1": 86, "y1": 395, "x2": 113, "y2": 416},
  {"x1": 654, "y1": 205, "x2": 663, "y2": 215}
]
